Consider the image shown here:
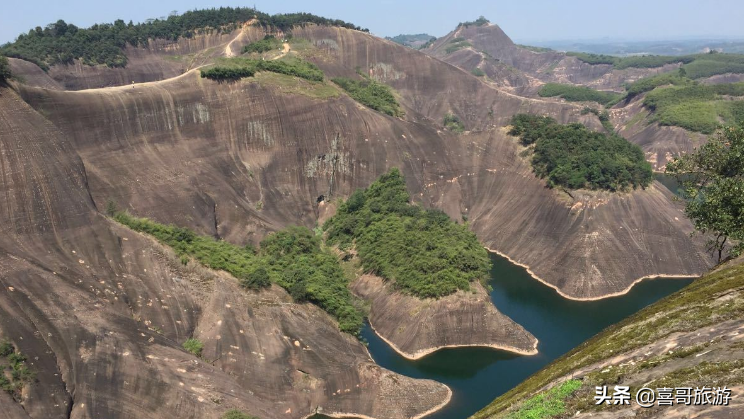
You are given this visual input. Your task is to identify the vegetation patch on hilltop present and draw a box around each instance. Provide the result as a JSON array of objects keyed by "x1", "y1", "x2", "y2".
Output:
[
  {"x1": 201, "y1": 56, "x2": 324, "y2": 82},
  {"x1": 332, "y1": 76, "x2": 403, "y2": 116},
  {"x1": 112, "y1": 211, "x2": 364, "y2": 335},
  {"x1": 538, "y1": 83, "x2": 622, "y2": 105},
  {"x1": 508, "y1": 114, "x2": 652, "y2": 191},
  {"x1": 0, "y1": 8, "x2": 366, "y2": 70},
  {"x1": 458, "y1": 16, "x2": 490, "y2": 28},
  {"x1": 324, "y1": 169, "x2": 491, "y2": 298}
]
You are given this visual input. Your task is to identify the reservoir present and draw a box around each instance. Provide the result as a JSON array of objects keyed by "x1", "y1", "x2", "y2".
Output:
[{"x1": 358, "y1": 252, "x2": 694, "y2": 419}]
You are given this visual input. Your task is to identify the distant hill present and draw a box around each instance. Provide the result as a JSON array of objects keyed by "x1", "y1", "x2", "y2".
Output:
[{"x1": 385, "y1": 33, "x2": 436, "y2": 49}]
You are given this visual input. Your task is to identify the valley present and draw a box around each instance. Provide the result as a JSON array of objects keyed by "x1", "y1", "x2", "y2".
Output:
[{"x1": 0, "y1": 5, "x2": 742, "y2": 419}]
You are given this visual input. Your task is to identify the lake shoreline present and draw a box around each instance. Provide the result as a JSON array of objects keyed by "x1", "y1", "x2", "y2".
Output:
[
  {"x1": 485, "y1": 247, "x2": 699, "y2": 301},
  {"x1": 366, "y1": 318, "x2": 538, "y2": 361}
]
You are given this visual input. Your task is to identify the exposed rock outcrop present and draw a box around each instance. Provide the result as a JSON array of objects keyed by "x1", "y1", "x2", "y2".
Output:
[
  {"x1": 351, "y1": 275, "x2": 537, "y2": 359},
  {"x1": 0, "y1": 86, "x2": 450, "y2": 419}
]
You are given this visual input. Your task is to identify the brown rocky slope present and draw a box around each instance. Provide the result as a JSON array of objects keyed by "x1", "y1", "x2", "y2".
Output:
[
  {"x1": 13, "y1": 23, "x2": 712, "y2": 299},
  {"x1": 0, "y1": 86, "x2": 450, "y2": 419}
]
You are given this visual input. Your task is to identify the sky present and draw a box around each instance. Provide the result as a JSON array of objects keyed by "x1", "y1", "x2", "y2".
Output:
[{"x1": 2, "y1": 0, "x2": 744, "y2": 45}]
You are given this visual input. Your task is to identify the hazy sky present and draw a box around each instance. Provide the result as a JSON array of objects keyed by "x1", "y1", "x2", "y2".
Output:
[{"x1": 2, "y1": 0, "x2": 744, "y2": 45}]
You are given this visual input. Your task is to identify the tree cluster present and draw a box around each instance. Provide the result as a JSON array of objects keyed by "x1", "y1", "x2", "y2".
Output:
[
  {"x1": 201, "y1": 57, "x2": 324, "y2": 82},
  {"x1": 666, "y1": 125, "x2": 744, "y2": 262},
  {"x1": 508, "y1": 114, "x2": 653, "y2": 191},
  {"x1": 0, "y1": 8, "x2": 366, "y2": 70},
  {"x1": 324, "y1": 169, "x2": 491, "y2": 298}
]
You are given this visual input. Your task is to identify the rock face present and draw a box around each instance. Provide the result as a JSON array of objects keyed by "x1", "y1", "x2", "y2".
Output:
[
  {"x1": 351, "y1": 275, "x2": 537, "y2": 359},
  {"x1": 0, "y1": 86, "x2": 450, "y2": 419},
  {"x1": 423, "y1": 22, "x2": 673, "y2": 93},
  {"x1": 13, "y1": 24, "x2": 712, "y2": 299}
]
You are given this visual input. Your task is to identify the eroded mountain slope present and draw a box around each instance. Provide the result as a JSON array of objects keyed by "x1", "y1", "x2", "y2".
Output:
[{"x1": 0, "y1": 86, "x2": 450, "y2": 419}]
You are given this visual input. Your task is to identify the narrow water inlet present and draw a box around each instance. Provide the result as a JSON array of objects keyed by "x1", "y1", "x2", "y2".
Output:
[{"x1": 316, "y1": 252, "x2": 695, "y2": 419}]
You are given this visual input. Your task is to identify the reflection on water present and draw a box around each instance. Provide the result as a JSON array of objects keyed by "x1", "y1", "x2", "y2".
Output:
[{"x1": 314, "y1": 252, "x2": 694, "y2": 419}]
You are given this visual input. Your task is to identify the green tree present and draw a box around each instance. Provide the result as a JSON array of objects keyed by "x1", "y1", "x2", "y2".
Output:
[
  {"x1": 666, "y1": 125, "x2": 744, "y2": 262},
  {"x1": 0, "y1": 55, "x2": 11, "y2": 82},
  {"x1": 240, "y1": 266, "x2": 271, "y2": 290}
]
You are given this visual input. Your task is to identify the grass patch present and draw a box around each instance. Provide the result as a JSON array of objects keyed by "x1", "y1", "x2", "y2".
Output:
[
  {"x1": 626, "y1": 73, "x2": 695, "y2": 99},
  {"x1": 538, "y1": 83, "x2": 622, "y2": 105},
  {"x1": 324, "y1": 168, "x2": 491, "y2": 298},
  {"x1": 251, "y1": 72, "x2": 339, "y2": 99},
  {"x1": 112, "y1": 212, "x2": 364, "y2": 335},
  {"x1": 508, "y1": 114, "x2": 652, "y2": 191},
  {"x1": 506, "y1": 380, "x2": 581, "y2": 419},
  {"x1": 332, "y1": 76, "x2": 403, "y2": 117}
]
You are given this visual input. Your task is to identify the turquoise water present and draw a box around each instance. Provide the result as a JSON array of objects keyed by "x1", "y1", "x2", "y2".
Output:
[{"x1": 358, "y1": 252, "x2": 694, "y2": 419}]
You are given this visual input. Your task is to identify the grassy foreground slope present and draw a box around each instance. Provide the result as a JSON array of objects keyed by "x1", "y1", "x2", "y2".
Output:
[{"x1": 473, "y1": 258, "x2": 744, "y2": 419}]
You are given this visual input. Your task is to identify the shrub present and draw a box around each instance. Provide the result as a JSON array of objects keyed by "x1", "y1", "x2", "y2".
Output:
[
  {"x1": 324, "y1": 169, "x2": 491, "y2": 298},
  {"x1": 471, "y1": 67, "x2": 486, "y2": 77},
  {"x1": 459, "y1": 16, "x2": 490, "y2": 28},
  {"x1": 332, "y1": 76, "x2": 403, "y2": 117},
  {"x1": 0, "y1": 341, "x2": 13, "y2": 357},
  {"x1": 444, "y1": 113, "x2": 465, "y2": 133},
  {"x1": 508, "y1": 114, "x2": 652, "y2": 191},
  {"x1": 201, "y1": 57, "x2": 323, "y2": 82},
  {"x1": 538, "y1": 83, "x2": 622, "y2": 105},
  {"x1": 241, "y1": 266, "x2": 271, "y2": 290},
  {"x1": 0, "y1": 56, "x2": 11, "y2": 82},
  {"x1": 183, "y1": 338, "x2": 204, "y2": 357},
  {"x1": 445, "y1": 41, "x2": 472, "y2": 54},
  {"x1": 242, "y1": 35, "x2": 281, "y2": 54}
]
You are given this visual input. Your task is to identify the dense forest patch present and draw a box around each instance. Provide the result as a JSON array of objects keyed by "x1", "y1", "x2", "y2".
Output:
[
  {"x1": 538, "y1": 83, "x2": 622, "y2": 105},
  {"x1": 0, "y1": 8, "x2": 366, "y2": 69},
  {"x1": 331, "y1": 76, "x2": 403, "y2": 116},
  {"x1": 508, "y1": 114, "x2": 652, "y2": 191},
  {"x1": 201, "y1": 57, "x2": 324, "y2": 82},
  {"x1": 324, "y1": 169, "x2": 491, "y2": 298},
  {"x1": 112, "y1": 212, "x2": 364, "y2": 335}
]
